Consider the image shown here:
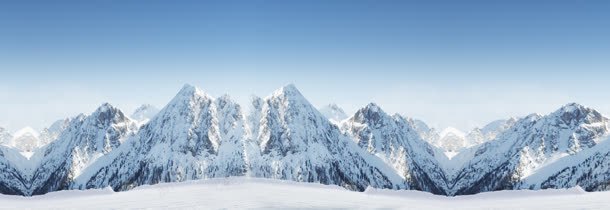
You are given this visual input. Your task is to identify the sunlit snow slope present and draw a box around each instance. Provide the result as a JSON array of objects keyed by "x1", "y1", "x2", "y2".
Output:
[{"x1": 0, "y1": 178, "x2": 607, "y2": 210}]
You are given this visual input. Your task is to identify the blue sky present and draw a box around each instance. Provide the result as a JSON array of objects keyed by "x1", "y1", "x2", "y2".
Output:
[{"x1": 1, "y1": 0, "x2": 610, "y2": 131}]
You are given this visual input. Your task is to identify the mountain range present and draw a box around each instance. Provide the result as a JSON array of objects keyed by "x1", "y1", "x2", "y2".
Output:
[{"x1": 0, "y1": 84, "x2": 608, "y2": 196}]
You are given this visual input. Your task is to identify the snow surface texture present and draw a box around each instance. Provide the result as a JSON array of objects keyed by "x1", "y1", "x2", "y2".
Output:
[
  {"x1": 0, "y1": 177, "x2": 608, "y2": 210},
  {"x1": 0, "y1": 84, "x2": 609, "y2": 198}
]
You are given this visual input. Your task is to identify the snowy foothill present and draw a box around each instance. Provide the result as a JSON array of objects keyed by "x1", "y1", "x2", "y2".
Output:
[{"x1": 0, "y1": 177, "x2": 607, "y2": 209}]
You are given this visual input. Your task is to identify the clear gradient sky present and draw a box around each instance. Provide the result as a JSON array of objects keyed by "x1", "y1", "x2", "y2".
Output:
[{"x1": 1, "y1": 0, "x2": 610, "y2": 132}]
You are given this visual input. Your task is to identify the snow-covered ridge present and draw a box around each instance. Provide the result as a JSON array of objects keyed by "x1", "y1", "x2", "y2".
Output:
[{"x1": 0, "y1": 85, "x2": 608, "y2": 198}]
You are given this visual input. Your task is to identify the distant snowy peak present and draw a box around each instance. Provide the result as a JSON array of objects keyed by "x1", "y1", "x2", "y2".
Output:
[
  {"x1": 466, "y1": 118, "x2": 518, "y2": 146},
  {"x1": 411, "y1": 119, "x2": 440, "y2": 144},
  {"x1": 130, "y1": 104, "x2": 160, "y2": 125},
  {"x1": 435, "y1": 127, "x2": 467, "y2": 152},
  {"x1": 319, "y1": 103, "x2": 348, "y2": 124},
  {"x1": 39, "y1": 118, "x2": 72, "y2": 146},
  {"x1": 439, "y1": 127, "x2": 466, "y2": 139},
  {"x1": 10, "y1": 127, "x2": 40, "y2": 152},
  {"x1": 480, "y1": 118, "x2": 517, "y2": 135},
  {"x1": 0, "y1": 127, "x2": 13, "y2": 146}
]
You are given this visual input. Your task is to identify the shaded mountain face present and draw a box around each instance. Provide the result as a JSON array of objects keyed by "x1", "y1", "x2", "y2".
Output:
[
  {"x1": 518, "y1": 137, "x2": 610, "y2": 191},
  {"x1": 0, "y1": 146, "x2": 28, "y2": 195}
]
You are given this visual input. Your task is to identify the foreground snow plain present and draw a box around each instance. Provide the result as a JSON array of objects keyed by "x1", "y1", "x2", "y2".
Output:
[{"x1": 0, "y1": 178, "x2": 608, "y2": 209}]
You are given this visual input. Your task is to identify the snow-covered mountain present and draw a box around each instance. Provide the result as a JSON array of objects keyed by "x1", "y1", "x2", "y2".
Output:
[
  {"x1": 72, "y1": 84, "x2": 402, "y2": 193},
  {"x1": 73, "y1": 85, "x2": 245, "y2": 191},
  {"x1": 518, "y1": 136, "x2": 610, "y2": 191},
  {"x1": 0, "y1": 86, "x2": 609, "y2": 197},
  {"x1": 130, "y1": 104, "x2": 160, "y2": 125},
  {"x1": 319, "y1": 103, "x2": 348, "y2": 124},
  {"x1": 247, "y1": 85, "x2": 403, "y2": 191},
  {"x1": 340, "y1": 103, "x2": 449, "y2": 194},
  {"x1": 451, "y1": 103, "x2": 609, "y2": 195},
  {"x1": 29, "y1": 104, "x2": 138, "y2": 195},
  {"x1": 421, "y1": 119, "x2": 518, "y2": 154}
]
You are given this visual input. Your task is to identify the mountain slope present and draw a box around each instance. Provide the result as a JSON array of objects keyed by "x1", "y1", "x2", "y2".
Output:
[
  {"x1": 0, "y1": 146, "x2": 28, "y2": 195},
  {"x1": 74, "y1": 85, "x2": 248, "y2": 191},
  {"x1": 519, "y1": 136, "x2": 610, "y2": 191},
  {"x1": 29, "y1": 104, "x2": 138, "y2": 195},
  {"x1": 451, "y1": 103, "x2": 609, "y2": 195},
  {"x1": 340, "y1": 103, "x2": 449, "y2": 194},
  {"x1": 74, "y1": 84, "x2": 404, "y2": 192},
  {"x1": 247, "y1": 85, "x2": 403, "y2": 191}
]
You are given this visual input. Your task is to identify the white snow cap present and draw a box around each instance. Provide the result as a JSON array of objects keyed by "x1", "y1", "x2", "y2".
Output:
[{"x1": 12, "y1": 126, "x2": 40, "y2": 138}]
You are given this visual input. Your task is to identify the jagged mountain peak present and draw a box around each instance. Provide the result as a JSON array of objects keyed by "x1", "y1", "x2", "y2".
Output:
[
  {"x1": 268, "y1": 84, "x2": 307, "y2": 102},
  {"x1": 349, "y1": 103, "x2": 392, "y2": 125},
  {"x1": 550, "y1": 103, "x2": 606, "y2": 125},
  {"x1": 160, "y1": 84, "x2": 214, "y2": 116},
  {"x1": 363, "y1": 102, "x2": 382, "y2": 112},
  {"x1": 172, "y1": 84, "x2": 211, "y2": 102},
  {"x1": 89, "y1": 103, "x2": 131, "y2": 126}
]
